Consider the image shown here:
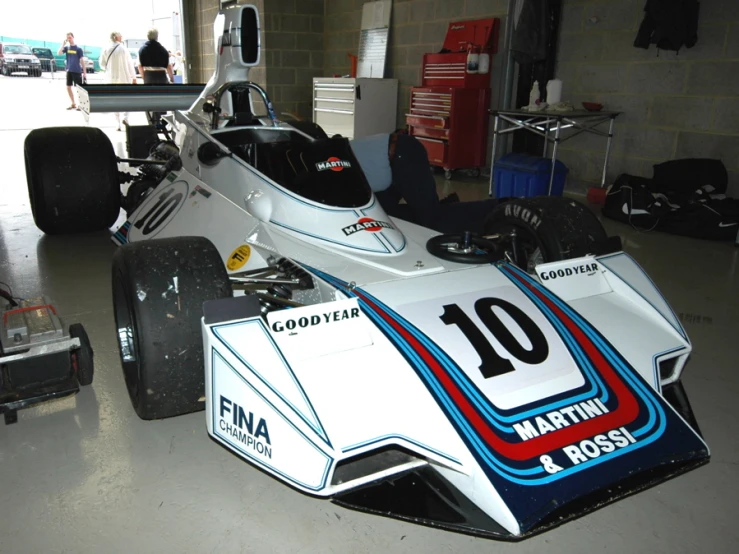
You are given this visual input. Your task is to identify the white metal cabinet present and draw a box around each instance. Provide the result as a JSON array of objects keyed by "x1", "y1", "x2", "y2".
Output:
[{"x1": 313, "y1": 78, "x2": 398, "y2": 140}]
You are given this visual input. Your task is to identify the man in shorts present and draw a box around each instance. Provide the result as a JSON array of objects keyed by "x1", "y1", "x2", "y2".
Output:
[{"x1": 58, "y1": 32, "x2": 87, "y2": 110}]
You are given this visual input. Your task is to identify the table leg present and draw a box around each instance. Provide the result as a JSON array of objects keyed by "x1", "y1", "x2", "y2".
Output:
[
  {"x1": 543, "y1": 123, "x2": 549, "y2": 158},
  {"x1": 600, "y1": 117, "x2": 616, "y2": 187},
  {"x1": 489, "y1": 115, "x2": 500, "y2": 197},
  {"x1": 548, "y1": 120, "x2": 562, "y2": 195}
]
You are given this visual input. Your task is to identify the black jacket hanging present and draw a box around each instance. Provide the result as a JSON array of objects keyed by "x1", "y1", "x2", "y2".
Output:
[
  {"x1": 634, "y1": 0, "x2": 700, "y2": 52},
  {"x1": 512, "y1": 0, "x2": 549, "y2": 64}
]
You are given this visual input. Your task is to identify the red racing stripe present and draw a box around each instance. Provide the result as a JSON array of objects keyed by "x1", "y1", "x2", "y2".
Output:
[{"x1": 355, "y1": 274, "x2": 641, "y2": 462}]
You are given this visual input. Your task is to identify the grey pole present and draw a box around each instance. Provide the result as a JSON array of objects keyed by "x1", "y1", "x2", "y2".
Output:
[
  {"x1": 548, "y1": 119, "x2": 562, "y2": 195},
  {"x1": 600, "y1": 117, "x2": 616, "y2": 187},
  {"x1": 489, "y1": 114, "x2": 500, "y2": 197}
]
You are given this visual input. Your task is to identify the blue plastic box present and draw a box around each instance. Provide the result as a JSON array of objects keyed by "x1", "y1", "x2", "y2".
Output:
[{"x1": 493, "y1": 153, "x2": 568, "y2": 198}]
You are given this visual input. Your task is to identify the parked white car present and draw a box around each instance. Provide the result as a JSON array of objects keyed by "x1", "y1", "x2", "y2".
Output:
[{"x1": 0, "y1": 42, "x2": 42, "y2": 77}]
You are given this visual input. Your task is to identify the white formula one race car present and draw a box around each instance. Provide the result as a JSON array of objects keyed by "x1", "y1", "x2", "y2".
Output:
[{"x1": 22, "y1": 4, "x2": 709, "y2": 540}]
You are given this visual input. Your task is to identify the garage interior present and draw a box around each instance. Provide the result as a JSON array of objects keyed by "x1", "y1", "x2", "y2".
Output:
[{"x1": 1, "y1": 0, "x2": 738, "y2": 552}]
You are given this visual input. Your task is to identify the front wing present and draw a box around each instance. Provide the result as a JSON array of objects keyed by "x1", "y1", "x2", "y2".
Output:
[{"x1": 200, "y1": 265, "x2": 709, "y2": 539}]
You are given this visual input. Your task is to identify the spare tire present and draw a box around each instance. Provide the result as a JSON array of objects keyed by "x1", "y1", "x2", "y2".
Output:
[
  {"x1": 483, "y1": 196, "x2": 611, "y2": 272},
  {"x1": 25, "y1": 127, "x2": 120, "y2": 234},
  {"x1": 112, "y1": 236, "x2": 232, "y2": 420}
]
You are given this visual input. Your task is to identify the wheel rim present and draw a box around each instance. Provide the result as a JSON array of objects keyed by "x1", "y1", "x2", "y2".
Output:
[
  {"x1": 498, "y1": 222, "x2": 547, "y2": 273},
  {"x1": 112, "y1": 272, "x2": 141, "y2": 401},
  {"x1": 426, "y1": 233, "x2": 501, "y2": 264}
]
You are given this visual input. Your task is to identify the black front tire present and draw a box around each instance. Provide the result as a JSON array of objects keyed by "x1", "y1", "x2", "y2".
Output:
[
  {"x1": 483, "y1": 196, "x2": 610, "y2": 270},
  {"x1": 24, "y1": 127, "x2": 121, "y2": 234},
  {"x1": 70, "y1": 323, "x2": 94, "y2": 386},
  {"x1": 112, "y1": 237, "x2": 232, "y2": 420}
]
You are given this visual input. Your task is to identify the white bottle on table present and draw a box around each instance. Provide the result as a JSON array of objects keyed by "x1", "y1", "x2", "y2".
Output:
[
  {"x1": 529, "y1": 81, "x2": 540, "y2": 107},
  {"x1": 546, "y1": 78, "x2": 563, "y2": 104}
]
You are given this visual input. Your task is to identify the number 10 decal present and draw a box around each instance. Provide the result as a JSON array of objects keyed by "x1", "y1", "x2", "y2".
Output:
[
  {"x1": 134, "y1": 188, "x2": 184, "y2": 235},
  {"x1": 130, "y1": 181, "x2": 189, "y2": 239},
  {"x1": 441, "y1": 298, "x2": 549, "y2": 379}
]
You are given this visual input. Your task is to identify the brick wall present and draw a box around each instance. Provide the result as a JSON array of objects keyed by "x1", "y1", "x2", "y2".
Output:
[
  {"x1": 325, "y1": 0, "x2": 509, "y2": 130},
  {"x1": 557, "y1": 0, "x2": 739, "y2": 196},
  {"x1": 183, "y1": 1, "x2": 324, "y2": 118},
  {"x1": 263, "y1": 0, "x2": 325, "y2": 119},
  {"x1": 183, "y1": 0, "x2": 220, "y2": 82},
  {"x1": 184, "y1": 1, "x2": 739, "y2": 196},
  {"x1": 181, "y1": 0, "x2": 267, "y2": 89}
]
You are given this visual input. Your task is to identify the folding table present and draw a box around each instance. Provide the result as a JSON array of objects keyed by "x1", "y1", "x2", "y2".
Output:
[{"x1": 488, "y1": 109, "x2": 621, "y2": 196}]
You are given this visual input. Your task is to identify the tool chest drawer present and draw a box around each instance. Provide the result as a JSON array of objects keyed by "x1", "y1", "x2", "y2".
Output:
[
  {"x1": 406, "y1": 87, "x2": 491, "y2": 173},
  {"x1": 416, "y1": 137, "x2": 448, "y2": 165}
]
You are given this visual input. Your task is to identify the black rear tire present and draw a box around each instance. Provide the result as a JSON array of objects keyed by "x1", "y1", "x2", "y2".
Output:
[
  {"x1": 483, "y1": 196, "x2": 609, "y2": 271},
  {"x1": 112, "y1": 236, "x2": 232, "y2": 420},
  {"x1": 70, "y1": 323, "x2": 94, "y2": 386},
  {"x1": 25, "y1": 127, "x2": 121, "y2": 234}
]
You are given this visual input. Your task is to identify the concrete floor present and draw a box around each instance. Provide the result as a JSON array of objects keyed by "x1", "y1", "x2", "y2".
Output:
[{"x1": 1, "y1": 74, "x2": 738, "y2": 554}]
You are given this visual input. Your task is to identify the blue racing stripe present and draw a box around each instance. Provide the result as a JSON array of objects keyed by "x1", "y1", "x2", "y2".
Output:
[{"x1": 305, "y1": 263, "x2": 669, "y2": 486}]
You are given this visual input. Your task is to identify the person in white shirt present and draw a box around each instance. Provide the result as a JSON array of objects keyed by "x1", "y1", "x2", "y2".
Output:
[
  {"x1": 174, "y1": 50, "x2": 183, "y2": 76},
  {"x1": 99, "y1": 31, "x2": 137, "y2": 131}
]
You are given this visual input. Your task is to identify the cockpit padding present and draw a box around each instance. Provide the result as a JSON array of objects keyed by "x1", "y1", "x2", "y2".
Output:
[
  {"x1": 212, "y1": 131, "x2": 372, "y2": 208},
  {"x1": 256, "y1": 138, "x2": 372, "y2": 208},
  {"x1": 214, "y1": 127, "x2": 307, "y2": 147}
]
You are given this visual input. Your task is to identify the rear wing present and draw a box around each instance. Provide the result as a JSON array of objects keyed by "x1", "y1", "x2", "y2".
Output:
[{"x1": 75, "y1": 83, "x2": 206, "y2": 119}]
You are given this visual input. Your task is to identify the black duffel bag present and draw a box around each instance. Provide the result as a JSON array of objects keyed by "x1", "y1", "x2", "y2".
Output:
[{"x1": 602, "y1": 174, "x2": 668, "y2": 229}]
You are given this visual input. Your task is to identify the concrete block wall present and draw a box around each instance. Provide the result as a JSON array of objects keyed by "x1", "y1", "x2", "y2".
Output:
[
  {"x1": 324, "y1": 0, "x2": 509, "y2": 130},
  {"x1": 182, "y1": 0, "x2": 323, "y2": 120},
  {"x1": 183, "y1": 0, "x2": 220, "y2": 82},
  {"x1": 263, "y1": 0, "x2": 325, "y2": 119},
  {"x1": 557, "y1": 0, "x2": 739, "y2": 196},
  {"x1": 184, "y1": 1, "x2": 739, "y2": 197},
  {"x1": 184, "y1": 0, "x2": 267, "y2": 88}
]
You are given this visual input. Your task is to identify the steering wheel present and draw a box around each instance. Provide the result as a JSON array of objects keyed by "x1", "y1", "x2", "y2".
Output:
[{"x1": 426, "y1": 232, "x2": 502, "y2": 264}]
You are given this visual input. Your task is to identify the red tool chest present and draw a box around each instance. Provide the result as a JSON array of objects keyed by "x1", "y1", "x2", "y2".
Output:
[
  {"x1": 406, "y1": 18, "x2": 499, "y2": 178},
  {"x1": 408, "y1": 87, "x2": 492, "y2": 171}
]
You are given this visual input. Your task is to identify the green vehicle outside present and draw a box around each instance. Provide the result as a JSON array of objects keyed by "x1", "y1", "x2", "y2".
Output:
[
  {"x1": 31, "y1": 47, "x2": 57, "y2": 72},
  {"x1": 0, "y1": 35, "x2": 102, "y2": 72}
]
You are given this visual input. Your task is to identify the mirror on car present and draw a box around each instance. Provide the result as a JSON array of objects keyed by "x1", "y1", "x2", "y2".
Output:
[{"x1": 240, "y1": 5, "x2": 260, "y2": 66}]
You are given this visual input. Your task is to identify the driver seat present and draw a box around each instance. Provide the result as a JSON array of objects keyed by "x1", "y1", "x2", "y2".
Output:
[{"x1": 225, "y1": 87, "x2": 262, "y2": 127}]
